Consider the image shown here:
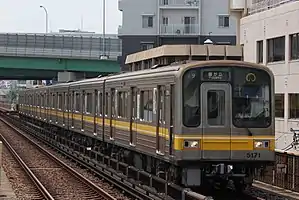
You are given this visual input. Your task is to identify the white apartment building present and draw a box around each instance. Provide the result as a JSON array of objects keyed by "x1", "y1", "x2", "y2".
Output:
[
  {"x1": 230, "y1": 0, "x2": 299, "y2": 151},
  {"x1": 118, "y1": 0, "x2": 237, "y2": 69}
]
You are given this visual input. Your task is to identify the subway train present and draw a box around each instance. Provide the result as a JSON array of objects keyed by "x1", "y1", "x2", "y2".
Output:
[{"x1": 17, "y1": 59, "x2": 275, "y2": 190}]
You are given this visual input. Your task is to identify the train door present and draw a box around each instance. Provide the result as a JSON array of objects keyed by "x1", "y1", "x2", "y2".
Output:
[
  {"x1": 67, "y1": 90, "x2": 70, "y2": 128},
  {"x1": 56, "y1": 92, "x2": 59, "y2": 124},
  {"x1": 110, "y1": 89, "x2": 116, "y2": 140},
  {"x1": 45, "y1": 92, "x2": 48, "y2": 122},
  {"x1": 130, "y1": 87, "x2": 137, "y2": 146},
  {"x1": 71, "y1": 91, "x2": 75, "y2": 128},
  {"x1": 156, "y1": 86, "x2": 166, "y2": 155},
  {"x1": 168, "y1": 84, "x2": 175, "y2": 156},
  {"x1": 63, "y1": 92, "x2": 66, "y2": 126},
  {"x1": 50, "y1": 93, "x2": 54, "y2": 123},
  {"x1": 201, "y1": 83, "x2": 232, "y2": 160},
  {"x1": 94, "y1": 90, "x2": 98, "y2": 135}
]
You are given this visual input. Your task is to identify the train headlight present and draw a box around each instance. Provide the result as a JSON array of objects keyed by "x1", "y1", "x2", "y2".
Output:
[
  {"x1": 184, "y1": 140, "x2": 199, "y2": 148},
  {"x1": 254, "y1": 140, "x2": 269, "y2": 148}
]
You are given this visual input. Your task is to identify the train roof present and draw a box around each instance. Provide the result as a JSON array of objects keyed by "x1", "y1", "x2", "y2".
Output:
[{"x1": 20, "y1": 59, "x2": 272, "y2": 93}]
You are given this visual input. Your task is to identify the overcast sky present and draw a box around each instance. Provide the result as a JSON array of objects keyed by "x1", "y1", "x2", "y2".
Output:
[{"x1": 0, "y1": 0, "x2": 122, "y2": 34}]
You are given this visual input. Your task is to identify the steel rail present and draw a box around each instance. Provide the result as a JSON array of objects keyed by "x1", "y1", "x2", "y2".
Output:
[
  {"x1": 0, "y1": 117, "x2": 54, "y2": 200},
  {"x1": 0, "y1": 116, "x2": 117, "y2": 200}
]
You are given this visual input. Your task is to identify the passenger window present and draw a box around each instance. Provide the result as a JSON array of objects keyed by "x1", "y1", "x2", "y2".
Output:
[
  {"x1": 75, "y1": 92, "x2": 80, "y2": 112},
  {"x1": 118, "y1": 91, "x2": 128, "y2": 118},
  {"x1": 52, "y1": 93, "x2": 56, "y2": 109},
  {"x1": 85, "y1": 93, "x2": 92, "y2": 113},
  {"x1": 72, "y1": 91, "x2": 75, "y2": 111},
  {"x1": 207, "y1": 90, "x2": 225, "y2": 126},
  {"x1": 105, "y1": 92, "x2": 109, "y2": 116},
  {"x1": 159, "y1": 87, "x2": 165, "y2": 124},
  {"x1": 64, "y1": 93, "x2": 68, "y2": 111},
  {"x1": 111, "y1": 89, "x2": 115, "y2": 117},
  {"x1": 140, "y1": 90, "x2": 153, "y2": 122},
  {"x1": 95, "y1": 90, "x2": 98, "y2": 115},
  {"x1": 40, "y1": 94, "x2": 43, "y2": 107},
  {"x1": 58, "y1": 93, "x2": 63, "y2": 110},
  {"x1": 98, "y1": 92, "x2": 103, "y2": 115}
]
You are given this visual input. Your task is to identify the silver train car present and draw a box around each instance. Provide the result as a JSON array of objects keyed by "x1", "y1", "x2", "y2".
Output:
[{"x1": 18, "y1": 59, "x2": 275, "y2": 190}]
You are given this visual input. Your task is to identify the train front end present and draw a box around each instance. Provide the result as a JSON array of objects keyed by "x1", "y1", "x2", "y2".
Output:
[{"x1": 176, "y1": 61, "x2": 275, "y2": 189}]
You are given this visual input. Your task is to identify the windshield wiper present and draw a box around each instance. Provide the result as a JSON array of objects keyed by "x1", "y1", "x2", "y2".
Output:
[{"x1": 246, "y1": 127, "x2": 253, "y2": 136}]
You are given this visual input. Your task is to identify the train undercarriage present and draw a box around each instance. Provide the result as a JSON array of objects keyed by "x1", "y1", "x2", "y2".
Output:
[{"x1": 20, "y1": 114, "x2": 271, "y2": 192}]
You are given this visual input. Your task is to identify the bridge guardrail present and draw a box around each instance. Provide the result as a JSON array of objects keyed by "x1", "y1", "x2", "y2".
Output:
[
  {"x1": 0, "y1": 46, "x2": 120, "y2": 60},
  {"x1": 0, "y1": 33, "x2": 122, "y2": 60}
]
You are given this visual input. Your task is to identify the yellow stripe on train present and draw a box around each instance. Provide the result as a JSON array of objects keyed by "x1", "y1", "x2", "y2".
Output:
[
  {"x1": 174, "y1": 138, "x2": 275, "y2": 151},
  {"x1": 20, "y1": 106, "x2": 275, "y2": 151}
]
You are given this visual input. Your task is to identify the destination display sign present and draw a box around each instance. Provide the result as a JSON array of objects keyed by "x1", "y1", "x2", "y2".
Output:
[{"x1": 202, "y1": 71, "x2": 230, "y2": 81}]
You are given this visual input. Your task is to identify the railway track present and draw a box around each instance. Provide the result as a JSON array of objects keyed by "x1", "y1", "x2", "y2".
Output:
[
  {"x1": 2, "y1": 145, "x2": 46, "y2": 199},
  {"x1": 2, "y1": 113, "x2": 292, "y2": 200},
  {"x1": 0, "y1": 117, "x2": 121, "y2": 200}
]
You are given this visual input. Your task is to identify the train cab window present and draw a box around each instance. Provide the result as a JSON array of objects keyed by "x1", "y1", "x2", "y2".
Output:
[
  {"x1": 140, "y1": 90, "x2": 153, "y2": 122},
  {"x1": 85, "y1": 93, "x2": 92, "y2": 114},
  {"x1": 232, "y1": 68, "x2": 271, "y2": 128},
  {"x1": 207, "y1": 90, "x2": 225, "y2": 126},
  {"x1": 183, "y1": 69, "x2": 200, "y2": 127}
]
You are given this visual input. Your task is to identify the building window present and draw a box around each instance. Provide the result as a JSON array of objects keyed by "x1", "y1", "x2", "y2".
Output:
[
  {"x1": 290, "y1": 33, "x2": 299, "y2": 60},
  {"x1": 289, "y1": 93, "x2": 299, "y2": 119},
  {"x1": 142, "y1": 16, "x2": 153, "y2": 28},
  {"x1": 162, "y1": 17, "x2": 168, "y2": 25},
  {"x1": 140, "y1": 42, "x2": 154, "y2": 51},
  {"x1": 257, "y1": 40, "x2": 263, "y2": 63},
  {"x1": 275, "y1": 94, "x2": 284, "y2": 118},
  {"x1": 218, "y1": 15, "x2": 229, "y2": 28},
  {"x1": 267, "y1": 36, "x2": 285, "y2": 63}
]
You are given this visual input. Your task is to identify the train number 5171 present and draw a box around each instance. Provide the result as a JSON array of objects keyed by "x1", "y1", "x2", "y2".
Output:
[{"x1": 246, "y1": 152, "x2": 261, "y2": 159}]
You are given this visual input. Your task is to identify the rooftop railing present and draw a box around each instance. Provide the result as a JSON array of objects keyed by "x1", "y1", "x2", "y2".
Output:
[{"x1": 248, "y1": 0, "x2": 298, "y2": 14}]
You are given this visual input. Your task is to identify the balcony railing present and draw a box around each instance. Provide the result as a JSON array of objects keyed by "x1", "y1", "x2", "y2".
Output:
[
  {"x1": 160, "y1": 24, "x2": 199, "y2": 35},
  {"x1": 159, "y1": 0, "x2": 200, "y2": 7},
  {"x1": 248, "y1": 0, "x2": 297, "y2": 14}
]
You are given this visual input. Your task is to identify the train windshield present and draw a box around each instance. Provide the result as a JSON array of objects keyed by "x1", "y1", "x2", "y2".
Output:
[
  {"x1": 183, "y1": 69, "x2": 200, "y2": 127},
  {"x1": 232, "y1": 69, "x2": 271, "y2": 128}
]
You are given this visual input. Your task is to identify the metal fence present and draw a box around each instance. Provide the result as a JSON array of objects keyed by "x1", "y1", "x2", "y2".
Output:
[
  {"x1": 0, "y1": 33, "x2": 122, "y2": 60},
  {"x1": 255, "y1": 150, "x2": 299, "y2": 192}
]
